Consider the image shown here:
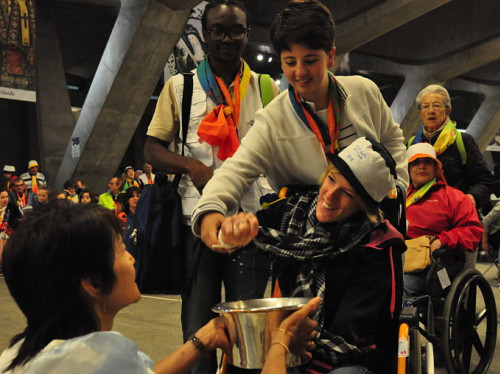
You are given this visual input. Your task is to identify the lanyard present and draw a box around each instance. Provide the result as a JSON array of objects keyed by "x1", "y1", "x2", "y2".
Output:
[
  {"x1": 17, "y1": 192, "x2": 27, "y2": 207},
  {"x1": 293, "y1": 90, "x2": 340, "y2": 154}
]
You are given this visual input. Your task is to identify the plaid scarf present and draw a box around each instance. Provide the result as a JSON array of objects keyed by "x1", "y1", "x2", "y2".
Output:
[{"x1": 254, "y1": 191, "x2": 379, "y2": 364}]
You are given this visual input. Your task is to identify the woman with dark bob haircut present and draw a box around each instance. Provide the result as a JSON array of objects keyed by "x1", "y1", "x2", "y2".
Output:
[{"x1": 0, "y1": 201, "x2": 320, "y2": 373}]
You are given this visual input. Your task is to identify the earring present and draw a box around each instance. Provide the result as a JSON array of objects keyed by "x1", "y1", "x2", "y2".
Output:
[{"x1": 101, "y1": 301, "x2": 108, "y2": 314}]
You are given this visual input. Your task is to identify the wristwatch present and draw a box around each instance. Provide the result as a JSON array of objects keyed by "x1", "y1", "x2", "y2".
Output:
[{"x1": 188, "y1": 334, "x2": 206, "y2": 352}]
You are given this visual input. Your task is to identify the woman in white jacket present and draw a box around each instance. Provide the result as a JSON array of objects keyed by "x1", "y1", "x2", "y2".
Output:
[{"x1": 192, "y1": 0, "x2": 408, "y2": 249}]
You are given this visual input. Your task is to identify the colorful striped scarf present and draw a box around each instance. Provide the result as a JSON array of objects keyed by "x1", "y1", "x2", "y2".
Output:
[
  {"x1": 196, "y1": 57, "x2": 252, "y2": 160},
  {"x1": 406, "y1": 178, "x2": 437, "y2": 208},
  {"x1": 289, "y1": 72, "x2": 341, "y2": 154},
  {"x1": 196, "y1": 57, "x2": 251, "y2": 108},
  {"x1": 413, "y1": 119, "x2": 458, "y2": 156}
]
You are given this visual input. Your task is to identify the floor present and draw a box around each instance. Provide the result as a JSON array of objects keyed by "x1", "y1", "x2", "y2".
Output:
[{"x1": 0, "y1": 261, "x2": 498, "y2": 373}]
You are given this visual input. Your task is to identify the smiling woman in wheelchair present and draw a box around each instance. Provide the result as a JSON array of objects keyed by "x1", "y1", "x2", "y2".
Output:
[
  {"x1": 404, "y1": 143, "x2": 483, "y2": 297},
  {"x1": 216, "y1": 138, "x2": 406, "y2": 374}
]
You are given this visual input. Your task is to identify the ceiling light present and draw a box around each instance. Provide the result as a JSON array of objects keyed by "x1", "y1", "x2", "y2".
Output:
[
  {"x1": 268, "y1": 57, "x2": 273, "y2": 63},
  {"x1": 257, "y1": 54, "x2": 264, "y2": 61}
]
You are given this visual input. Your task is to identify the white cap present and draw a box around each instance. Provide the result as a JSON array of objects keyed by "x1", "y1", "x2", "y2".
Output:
[
  {"x1": 328, "y1": 137, "x2": 397, "y2": 205},
  {"x1": 3, "y1": 165, "x2": 15, "y2": 173},
  {"x1": 28, "y1": 160, "x2": 39, "y2": 168},
  {"x1": 407, "y1": 143, "x2": 443, "y2": 176}
]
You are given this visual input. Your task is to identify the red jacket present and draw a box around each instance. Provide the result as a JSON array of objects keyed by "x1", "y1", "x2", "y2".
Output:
[{"x1": 406, "y1": 176, "x2": 483, "y2": 252}]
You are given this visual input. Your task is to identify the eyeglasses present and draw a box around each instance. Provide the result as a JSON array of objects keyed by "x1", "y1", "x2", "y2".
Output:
[
  {"x1": 204, "y1": 27, "x2": 249, "y2": 41},
  {"x1": 420, "y1": 103, "x2": 445, "y2": 111}
]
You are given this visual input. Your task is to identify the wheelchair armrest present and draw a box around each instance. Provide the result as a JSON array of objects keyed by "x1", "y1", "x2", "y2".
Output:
[
  {"x1": 400, "y1": 306, "x2": 419, "y2": 327},
  {"x1": 432, "y1": 247, "x2": 465, "y2": 264}
]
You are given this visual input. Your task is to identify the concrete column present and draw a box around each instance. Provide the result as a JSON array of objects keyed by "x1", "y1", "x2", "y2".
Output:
[
  {"x1": 389, "y1": 74, "x2": 426, "y2": 124},
  {"x1": 54, "y1": 0, "x2": 201, "y2": 191},
  {"x1": 446, "y1": 80, "x2": 500, "y2": 143},
  {"x1": 468, "y1": 94, "x2": 500, "y2": 141},
  {"x1": 35, "y1": 2, "x2": 76, "y2": 186},
  {"x1": 477, "y1": 110, "x2": 500, "y2": 151}
]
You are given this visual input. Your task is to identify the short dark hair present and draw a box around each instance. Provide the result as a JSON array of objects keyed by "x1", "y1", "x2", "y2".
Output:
[
  {"x1": 109, "y1": 176, "x2": 122, "y2": 188},
  {"x1": 201, "y1": 0, "x2": 250, "y2": 29},
  {"x1": 2, "y1": 202, "x2": 122, "y2": 370},
  {"x1": 63, "y1": 179, "x2": 77, "y2": 190},
  {"x1": 270, "y1": 0, "x2": 335, "y2": 55}
]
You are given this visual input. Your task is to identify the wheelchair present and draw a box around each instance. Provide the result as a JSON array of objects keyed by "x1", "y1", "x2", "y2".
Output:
[{"x1": 398, "y1": 248, "x2": 497, "y2": 374}]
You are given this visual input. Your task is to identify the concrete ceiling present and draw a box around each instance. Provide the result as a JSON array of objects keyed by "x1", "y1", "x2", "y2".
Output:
[
  {"x1": 42, "y1": 0, "x2": 500, "y2": 190},
  {"x1": 49, "y1": 0, "x2": 500, "y2": 139}
]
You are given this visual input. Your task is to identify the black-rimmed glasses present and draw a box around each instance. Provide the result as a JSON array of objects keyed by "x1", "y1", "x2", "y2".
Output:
[{"x1": 204, "y1": 27, "x2": 249, "y2": 41}]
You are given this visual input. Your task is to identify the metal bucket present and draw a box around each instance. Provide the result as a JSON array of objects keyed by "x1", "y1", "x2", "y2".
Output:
[{"x1": 212, "y1": 297, "x2": 310, "y2": 369}]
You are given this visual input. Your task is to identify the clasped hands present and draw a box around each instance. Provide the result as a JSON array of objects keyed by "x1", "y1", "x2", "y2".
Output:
[{"x1": 210, "y1": 212, "x2": 260, "y2": 252}]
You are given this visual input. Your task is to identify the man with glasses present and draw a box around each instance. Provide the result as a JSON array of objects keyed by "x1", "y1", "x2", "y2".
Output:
[
  {"x1": 409, "y1": 84, "x2": 492, "y2": 210},
  {"x1": 9, "y1": 179, "x2": 38, "y2": 214},
  {"x1": 144, "y1": 1, "x2": 279, "y2": 373}
]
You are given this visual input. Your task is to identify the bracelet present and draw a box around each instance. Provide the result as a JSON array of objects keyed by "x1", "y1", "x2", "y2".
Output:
[
  {"x1": 279, "y1": 328, "x2": 294, "y2": 336},
  {"x1": 275, "y1": 328, "x2": 294, "y2": 337},
  {"x1": 188, "y1": 335, "x2": 206, "y2": 352},
  {"x1": 429, "y1": 235, "x2": 439, "y2": 244},
  {"x1": 271, "y1": 341, "x2": 291, "y2": 354}
]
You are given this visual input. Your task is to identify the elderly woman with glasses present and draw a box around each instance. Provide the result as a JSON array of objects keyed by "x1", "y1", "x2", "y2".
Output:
[{"x1": 408, "y1": 84, "x2": 493, "y2": 209}]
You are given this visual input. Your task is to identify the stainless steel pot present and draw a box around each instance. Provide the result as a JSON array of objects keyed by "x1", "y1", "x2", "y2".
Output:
[{"x1": 212, "y1": 297, "x2": 310, "y2": 369}]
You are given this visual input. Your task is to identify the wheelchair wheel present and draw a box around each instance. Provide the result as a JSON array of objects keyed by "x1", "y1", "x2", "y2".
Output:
[
  {"x1": 441, "y1": 269, "x2": 497, "y2": 374},
  {"x1": 409, "y1": 327, "x2": 422, "y2": 374}
]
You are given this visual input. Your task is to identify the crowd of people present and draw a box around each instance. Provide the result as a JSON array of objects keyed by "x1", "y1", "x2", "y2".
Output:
[
  {"x1": 0, "y1": 0, "x2": 499, "y2": 373},
  {"x1": 0, "y1": 161, "x2": 157, "y2": 275},
  {"x1": 0, "y1": 161, "x2": 155, "y2": 210}
]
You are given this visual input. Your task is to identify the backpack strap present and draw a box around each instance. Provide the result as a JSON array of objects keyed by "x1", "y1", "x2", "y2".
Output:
[
  {"x1": 455, "y1": 131, "x2": 467, "y2": 165},
  {"x1": 172, "y1": 73, "x2": 194, "y2": 188},
  {"x1": 259, "y1": 73, "x2": 275, "y2": 108},
  {"x1": 407, "y1": 135, "x2": 415, "y2": 148}
]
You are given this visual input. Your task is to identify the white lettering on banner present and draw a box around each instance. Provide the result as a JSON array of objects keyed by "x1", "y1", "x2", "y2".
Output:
[{"x1": 0, "y1": 87, "x2": 36, "y2": 102}]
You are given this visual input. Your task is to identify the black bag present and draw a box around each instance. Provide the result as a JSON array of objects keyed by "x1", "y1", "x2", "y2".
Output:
[
  {"x1": 135, "y1": 173, "x2": 184, "y2": 294},
  {"x1": 135, "y1": 73, "x2": 194, "y2": 294}
]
